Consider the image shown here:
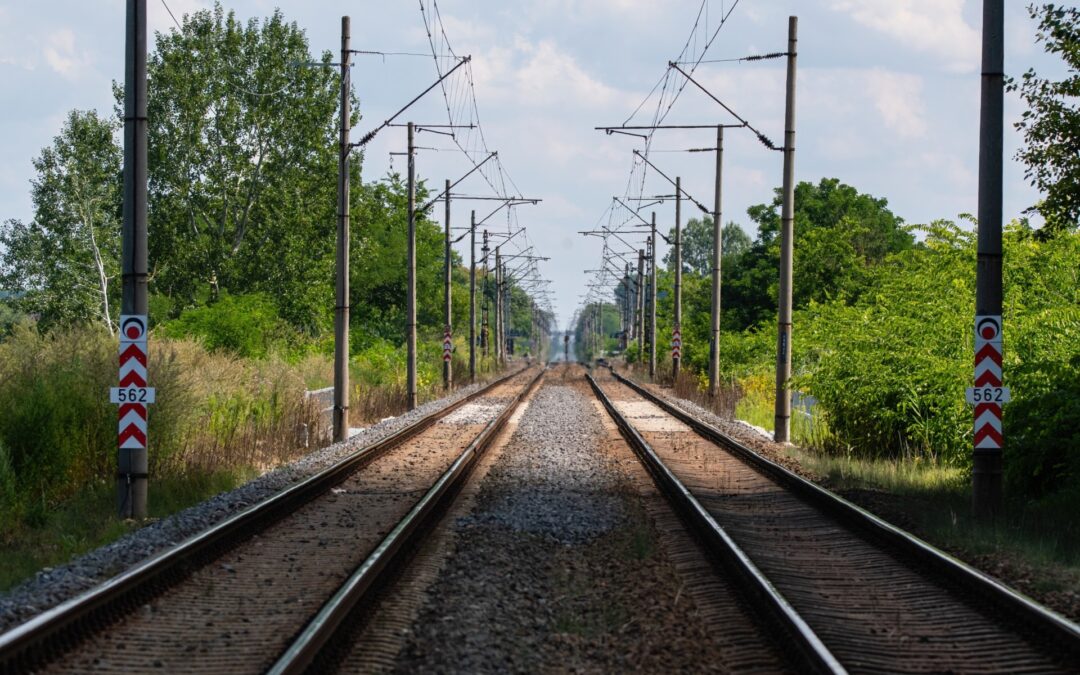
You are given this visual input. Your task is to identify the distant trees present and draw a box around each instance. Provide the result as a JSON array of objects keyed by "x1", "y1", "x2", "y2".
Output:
[
  {"x1": 1010, "y1": 3, "x2": 1080, "y2": 234},
  {"x1": 0, "y1": 110, "x2": 122, "y2": 332},
  {"x1": 722, "y1": 178, "x2": 913, "y2": 330},
  {"x1": 663, "y1": 217, "x2": 750, "y2": 277}
]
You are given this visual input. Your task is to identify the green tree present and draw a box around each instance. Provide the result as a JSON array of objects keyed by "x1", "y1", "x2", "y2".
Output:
[
  {"x1": 664, "y1": 217, "x2": 750, "y2": 275},
  {"x1": 138, "y1": 3, "x2": 342, "y2": 328},
  {"x1": 349, "y1": 176, "x2": 446, "y2": 347},
  {"x1": 724, "y1": 178, "x2": 912, "y2": 329},
  {"x1": 1010, "y1": 4, "x2": 1080, "y2": 234},
  {"x1": 0, "y1": 110, "x2": 122, "y2": 332}
]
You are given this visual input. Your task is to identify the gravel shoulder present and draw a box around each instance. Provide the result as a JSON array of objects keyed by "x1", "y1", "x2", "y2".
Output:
[{"x1": 0, "y1": 373, "x2": 513, "y2": 635}]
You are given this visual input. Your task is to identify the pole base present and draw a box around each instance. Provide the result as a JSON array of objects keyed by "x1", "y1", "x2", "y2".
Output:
[{"x1": 972, "y1": 450, "x2": 1003, "y2": 521}]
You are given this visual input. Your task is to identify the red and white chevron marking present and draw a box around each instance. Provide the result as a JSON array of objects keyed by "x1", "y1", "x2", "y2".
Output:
[
  {"x1": 671, "y1": 327, "x2": 682, "y2": 360},
  {"x1": 114, "y1": 314, "x2": 153, "y2": 451},
  {"x1": 118, "y1": 402, "x2": 148, "y2": 449},
  {"x1": 119, "y1": 342, "x2": 147, "y2": 388},
  {"x1": 442, "y1": 330, "x2": 453, "y2": 363},
  {"x1": 971, "y1": 315, "x2": 1007, "y2": 451}
]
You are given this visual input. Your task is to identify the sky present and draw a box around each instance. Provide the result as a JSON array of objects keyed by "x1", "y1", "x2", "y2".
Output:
[{"x1": 0, "y1": 1, "x2": 1064, "y2": 328}]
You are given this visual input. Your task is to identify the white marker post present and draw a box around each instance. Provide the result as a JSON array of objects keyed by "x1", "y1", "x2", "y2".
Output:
[
  {"x1": 968, "y1": 315, "x2": 1008, "y2": 451},
  {"x1": 443, "y1": 329, "x2": 453, "y2": 369},
  {"x1": 114, "y1": 315, "x2": 154, "y2": 516}
]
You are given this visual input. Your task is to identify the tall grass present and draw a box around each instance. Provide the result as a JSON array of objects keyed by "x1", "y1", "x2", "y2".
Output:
[
  {"x1": 348, "y1": 335, "x2": 505, "y2": 424},
  {"x1": 0, "y1": 324, "x2": 320, "y2": 526}
]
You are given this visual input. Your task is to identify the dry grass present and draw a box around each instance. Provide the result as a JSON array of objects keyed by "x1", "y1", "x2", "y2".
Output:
[{"x1": 149, "y1": 339, "x2": 322, "y2": 475}]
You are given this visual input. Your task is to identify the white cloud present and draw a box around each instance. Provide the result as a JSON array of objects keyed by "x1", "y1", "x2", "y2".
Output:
[
  {"x1": 467, "y1": 35, "x2": 632, "y2": 111},
  {"x1": 864, "y1": 70, "x2": 927, "y2": 138},
  {"x1": 514, "y1": 39, "x2": 621, "y2": 108},
  {"x1": 43, "y1": 28, "x2": 90, "y2": 78},
  {"x1": 830, "y1": 0, "x2": 979, "y2": 73}
]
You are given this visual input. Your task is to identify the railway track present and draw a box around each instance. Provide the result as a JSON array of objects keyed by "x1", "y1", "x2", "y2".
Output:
[
  {"x1": 587, "y1": 367, "x2": 1080, "y2": 674},
  {"x1": 0, "y1": 365, "x2": 543, "y2": 675}
]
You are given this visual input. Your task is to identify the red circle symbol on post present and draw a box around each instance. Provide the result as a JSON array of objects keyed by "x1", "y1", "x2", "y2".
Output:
[
  {"x1": 120, "y1": 315, "x2": 146, "y2": 341},
  {"x1": 976, "y1": 316, "x2": 1000, "y2": 341}
]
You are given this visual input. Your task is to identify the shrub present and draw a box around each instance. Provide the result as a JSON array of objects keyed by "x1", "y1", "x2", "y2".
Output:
[
  {"x1": 157, "y1": 292, "x2": 301, "y2": 359},
  {"x1": 793, "y1": 222, "x2": 1080, "y2": 490}
]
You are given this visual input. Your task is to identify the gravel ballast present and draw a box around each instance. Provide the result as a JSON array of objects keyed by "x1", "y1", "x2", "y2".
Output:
[
  {"x1": 394, "y1": 378, "x2": 745, "y2": 673},
  {"x1": 0, "y1": 375, "x2": 506, "y2": 634}
]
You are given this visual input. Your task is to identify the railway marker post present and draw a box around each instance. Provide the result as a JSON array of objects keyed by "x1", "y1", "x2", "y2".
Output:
[
  {"x1": 972, "y1": 0, "x2": 1005, "y2": 519},
  {"x1": 119, "y1": 0, "x2": 150, "y2": 518},
  {"x1": 113, "y1": 314, "x2": 154, "y2": 518},
  {"x1": 968, "y1": 316, "x2": 1009, "y2": 449}
]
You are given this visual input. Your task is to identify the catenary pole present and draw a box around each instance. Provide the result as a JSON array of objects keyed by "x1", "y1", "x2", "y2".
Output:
[
  {"x1": 469, "y1": 210, "x2": 477, "y2": 382},
  {"x1": 481, "y1": 230, "x2": 489, "y2": 358},
  {"x1": 596, "y1": 301, "x2": 602, "y2": 359},
  {"x1": 502, "y1": 263, "x2": 509, "y2": 359},
  {"x1": 505, "y1": 264, "x2": 512, "y2": 357},
  {"x1": 406, "y1": 122, "x2": 417, "y2": 410},
  {"x1": 709, "y1": 126, "x2": 724, "y2": 397},
  {"x1": 973, "y1": 0, "x2": 1004, "y2": 519},
  {"x1": 443, "y1": 179, "x2": 452, "y2": 390},
  {"x1": 494, "y1": 247, "x2": 502, "y2": 366},
  {"x1": 333, "y1": 16, "x2": 351, "y2": 445},
  {"x1": 774, "y1": 17, "x2": 798, "y2": 443},
  {"x1": 630, "y1": 247, "x2": 639, "y2": 362},
  {"x1": 673, "y1": 176, "x2": 683, "y2": 381},
  {"x1": 649, "y1": 212, "x2": 657, "y2": 378},
  {"x1": 119, "y1": 0, "x2": 149, "y2": 518},
  {"x1": 626, "y1": 263, "x2": 633, "y2": 350}
]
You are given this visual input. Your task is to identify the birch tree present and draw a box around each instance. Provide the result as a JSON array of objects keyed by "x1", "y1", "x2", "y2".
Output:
[{"x1": 0, "y1": 110, "x2": 121, "y2": 332}]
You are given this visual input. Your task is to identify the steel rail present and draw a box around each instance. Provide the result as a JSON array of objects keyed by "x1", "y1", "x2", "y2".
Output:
[
  {"x1": 585, "y1": 372, "x2": 845, "y2": 675},
  {"x1": 0, "y1": 365, "x2": 531, "y2": 674},
  {"x1": 268, "y1": 367, "x2": 546, "y2": 674},
  {"x1": 609, "y1": 368, "x2": 1080, "y2": 659}
]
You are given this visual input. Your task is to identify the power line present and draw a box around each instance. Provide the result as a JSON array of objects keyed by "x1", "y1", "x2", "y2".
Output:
[{"x1": 159, "y1": 0, "x2": 181, "y2": 30}]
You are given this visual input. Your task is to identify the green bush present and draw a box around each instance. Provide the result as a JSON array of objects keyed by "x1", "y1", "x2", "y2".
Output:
[
  {"x1": 157, "y1": 292, "x2": 301, "y2": 359},
  {"x1": 792, "y1": 222, "x2": 1080, "y2": 488}
]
